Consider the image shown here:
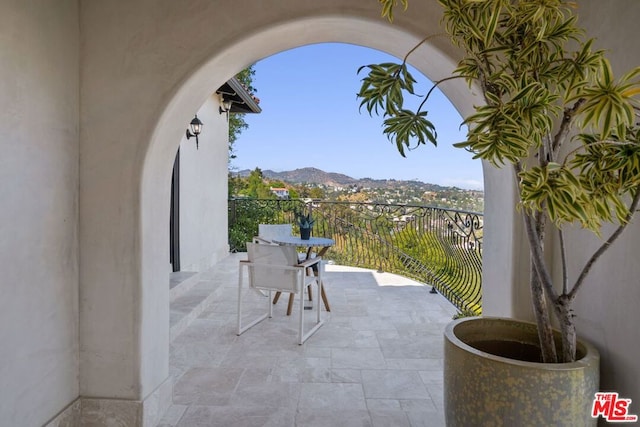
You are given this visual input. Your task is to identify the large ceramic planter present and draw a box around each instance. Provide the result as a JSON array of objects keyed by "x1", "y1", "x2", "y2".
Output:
[{"x1": 444, "y1": 317, "x2": 599, "y2": 427}]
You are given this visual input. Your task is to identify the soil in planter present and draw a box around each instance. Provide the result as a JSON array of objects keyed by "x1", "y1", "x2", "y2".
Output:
[{"x1": 469, "y1": 340, "x2": 543, "y2": 363}]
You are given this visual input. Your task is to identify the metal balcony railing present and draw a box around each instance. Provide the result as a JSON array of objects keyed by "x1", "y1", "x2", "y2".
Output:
[{"x1": 229, "y1": 198, "x2": 483, "y2": 314}]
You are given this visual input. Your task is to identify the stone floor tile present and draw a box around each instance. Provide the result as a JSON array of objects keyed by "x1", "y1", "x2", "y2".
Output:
[
  {"x1": 350, "y1": 316, "x2": 399, "y2": 332},
  {"x1": 306, "y1": 324, "x2": 356, "y2": 348},
  {"x1": 366, "y1": 399, "x2": 401, "y2": 411},
  {"x1": 399, "y1": 399, "x2": 437, "y2": 413},
  {"x1": 302, "y1": 345, "x2": 331, "y2": 358},
  {"x1": 229, "y1": 381, "x2": 301, "y2": 409},
  {"x1": 384, "y1": 358, "x2": 442, "y2": 371},
  {"x1": 298, "y1": 383, "x2": 367, "y2": 410},
  {"x1": 331, "y1": 347, "x2": 387, "y2": 370},
  {"x1": 369, "y1": 409, "x2": 411, "y2": 427},
  {"x1": 405, "y1": 409, "x2": 446, "y2": 427},
  {"x1": 272, "y1": 365, "x2": 332, "y2": 383},
  {"x1": 361, "y1": 370, "x2": 430, "y2": 400},
  {"x1": 177, "y1": 405, "x2": 295, "y2": 427},
  {"x1": 173, "y1": 367, "x2": 244, "y2": 406},
  {"x1": 294, "y1": 409, "x2": 373, "y2": 427},
  {"x1": 156, "y1": 404, "x2": 188, "y2": 426},
  {"x1": 330, "y1": 368, "x2": 362, "y2": 384},
  {"x1": 426, "y1": 383, "x2": 445, "y2": 410},
  {"x1": 418, "y1": 369, "x2": 444, "y2": 384},
  {"x1": 377, "y1": 336, "x2": 444, "y2": 359}
]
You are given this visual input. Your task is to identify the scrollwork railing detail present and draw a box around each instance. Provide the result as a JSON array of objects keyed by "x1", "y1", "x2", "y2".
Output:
[{"x1": 229, "y1": 199, "x2": 483, "y2": 314}]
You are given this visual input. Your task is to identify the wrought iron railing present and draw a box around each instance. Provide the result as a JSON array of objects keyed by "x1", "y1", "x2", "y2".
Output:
[{"x1": 228, "y1": 198, "x2": 483, "y2": 314}]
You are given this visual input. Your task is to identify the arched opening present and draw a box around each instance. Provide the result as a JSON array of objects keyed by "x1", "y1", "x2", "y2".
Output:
[
  {"x1": 73, "y1": 5, "x2": 526, "y2": 422},
  {"x1": 140, "y1": 14, "x2": 519, "y2": 407}
]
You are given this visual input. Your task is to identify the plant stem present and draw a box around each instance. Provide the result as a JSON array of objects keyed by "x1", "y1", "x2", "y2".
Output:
[
  {"x1": 401, "y1": 34, "x2": 448, "y2": 65},
  {"x1": 530, "y1": 259, "x2": 558, "y2": 363},
  {"x1": 418, "y1": 76, "x2": 467, "y2": 112},
  {"x1": 556, "y1": 294, "x2": 577, "y2": 362},
  {"x1": 515, "y1": 164, "x2": 558, "y2": 303},
  {"x1": 552, "y1": 99, "x2": 585, "y2": 153},
  {"x1": 559, "y1": 229, "x2": 569, "y2": 295},
  {"x1": 516, "y1": 163, "x2": 559, "y2": 362}
]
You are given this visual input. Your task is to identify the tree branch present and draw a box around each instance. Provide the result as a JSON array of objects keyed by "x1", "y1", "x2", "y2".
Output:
[
  {"x1": 514, "y1": 163, "x2": 559, "y2": 302},
  {"x1": 552, "y1": 99, "x2": 585, "y2": 154},
  {"x1": 401, "y1": 34, "x2": 448, "y2": 66},
  {"x1": 559, "y1": 228, "x2": 569, "y2": 295},
  {"x1": 417, "y1": 75, "x2": 468, "y2": 112}
]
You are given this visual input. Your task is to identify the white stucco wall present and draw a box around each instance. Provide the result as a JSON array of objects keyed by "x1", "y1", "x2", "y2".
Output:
[
  {"x1": 178, "y1": 96, "x2": 230, "y2": 272},
  {"x1": 0, "y1": 1, "x2": 79, "y2": 425},
  {"x1": 553, "y1": 0, "x2": 640, "y2": 403}
]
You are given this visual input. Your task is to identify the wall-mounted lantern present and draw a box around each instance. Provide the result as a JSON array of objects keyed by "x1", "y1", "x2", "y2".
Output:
[{"x1": 185, "y1": 115, "x2": 203, "y2": 149}]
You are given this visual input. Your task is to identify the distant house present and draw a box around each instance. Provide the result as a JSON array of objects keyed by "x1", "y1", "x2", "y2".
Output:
[
  {"x1": 270, "y1": 187, "x2": 289, "y2": 199},
  {"x1": 423, "y1": 191, "x2": 437, "y2": 201}
]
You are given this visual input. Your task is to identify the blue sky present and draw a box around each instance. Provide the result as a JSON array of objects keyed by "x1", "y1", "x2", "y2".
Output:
[{"x1": 231, "y1": 43, "x2": 484, "y2": 190}]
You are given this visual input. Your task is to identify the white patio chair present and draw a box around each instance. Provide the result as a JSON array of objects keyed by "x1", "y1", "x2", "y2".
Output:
[
  {"x1": 254, "y1": 223, "x2": 315, "y2": 313},
  {"x1": 254, "y1": 224, "x2": 295, "y2": 246},
  {"x1": 237, "y1": 242, "x2": 325, "y2": 345}
]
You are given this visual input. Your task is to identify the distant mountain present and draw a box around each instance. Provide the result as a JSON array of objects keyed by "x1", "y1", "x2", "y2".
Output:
[{"x1": 235, "y1": 167, "x2": 459, "y2": 192}]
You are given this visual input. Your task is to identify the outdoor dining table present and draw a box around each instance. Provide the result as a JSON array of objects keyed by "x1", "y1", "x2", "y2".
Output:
[{"x1": 270, "y1": 236, "x2": 335, "y2": 315}]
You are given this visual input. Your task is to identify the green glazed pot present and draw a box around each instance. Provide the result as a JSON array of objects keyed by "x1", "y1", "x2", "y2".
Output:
[{"x1": 444, "y1": 317, "x2": 599, "y2": 427}]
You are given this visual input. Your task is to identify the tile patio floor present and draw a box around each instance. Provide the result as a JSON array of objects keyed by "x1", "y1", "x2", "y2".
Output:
[{"x1": 159, "y1": 253, "x2": 457, "y2": 427}]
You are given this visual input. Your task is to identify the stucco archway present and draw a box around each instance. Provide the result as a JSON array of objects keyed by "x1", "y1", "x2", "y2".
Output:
[
  {"x1": 80, "y1": 1, "x2": 519, "y2": 421},
  {"x1": 145, "y1": 11, "x2": 518, "y2": 397}
]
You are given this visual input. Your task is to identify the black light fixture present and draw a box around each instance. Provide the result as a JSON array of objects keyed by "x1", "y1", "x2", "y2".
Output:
[{"x1": 186, "y1": 115, "x2": 203, "y2": 149}]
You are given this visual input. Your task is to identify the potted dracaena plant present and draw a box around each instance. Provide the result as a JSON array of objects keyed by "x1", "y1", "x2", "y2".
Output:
[
  {"x1": 358, "y1": 0, "x2": 640, "y2": 425},
  {"x1": 295, "y1": 210, "x2": 315, "y2": 240}
]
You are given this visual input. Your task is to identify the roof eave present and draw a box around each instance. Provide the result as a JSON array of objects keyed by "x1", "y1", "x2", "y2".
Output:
[{"x1": 216, "y1": 77, "x2": 262, "y2": 114}]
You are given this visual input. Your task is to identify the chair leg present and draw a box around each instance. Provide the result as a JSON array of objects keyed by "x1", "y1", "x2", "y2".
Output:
[
  {"x1": 288, "y1": 287, "x2": 311, "y2": 317},
  {"x1": 237, "y1": 265, "x2": 243, "y2": 335},
  {"x1": 298, "y1": 285, "x2": 304, "y2": 345},
  {"x1": 299, "y1": 279, "x2": 326, "y2": 345},
  {"x1": 310, "y1": 263, "x2": 331, "y2": 312},
  {"x1": 273, "y1": 291, "x2": 282, "y2": 304},
  {"x1": 237, "y1": 265, "x2": 269, "y2": 336},
  {"x1": 320, "y1": 283, "x2": 331, "y2": 312},
  {"x1": 316, "y1": 281, "x2": 322, "y2": 323},
  {"x1": 287, "y1": 293, "x2": 295, "y2": 316},
  {"x1": 306, "y1": 267, "x2": 314, "y2": 301}
]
